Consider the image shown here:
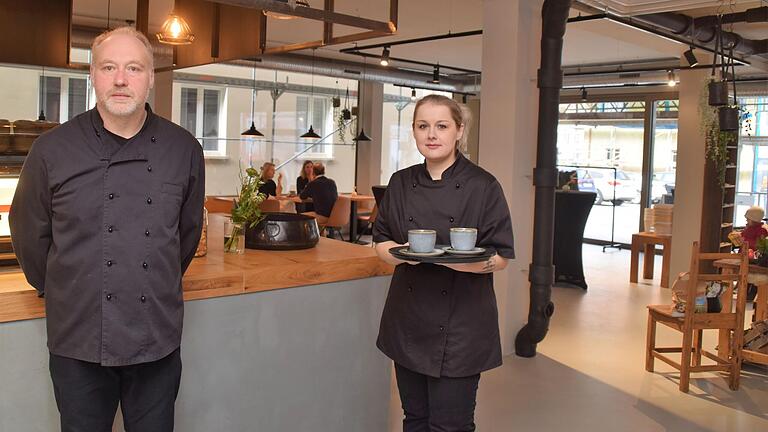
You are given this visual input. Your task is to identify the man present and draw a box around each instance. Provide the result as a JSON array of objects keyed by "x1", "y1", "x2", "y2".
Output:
[
  {"x1": 10, "y1": 26, "x2": 204, "y2": 432},
  {"x1": 300, "y1": 162, "x2": 338, "y2": 225}
]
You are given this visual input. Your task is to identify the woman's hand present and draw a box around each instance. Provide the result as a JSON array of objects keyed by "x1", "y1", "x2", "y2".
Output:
[
  {"x1": 439, "y1": 255, "x2": 508, "y2": 274},
  {"x1": 374, "y1": 241, "x2": 419, "y2": 266}
]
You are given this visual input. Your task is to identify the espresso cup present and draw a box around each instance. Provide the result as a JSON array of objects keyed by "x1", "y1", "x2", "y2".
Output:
[
  {"x1": 450, "y1": 228, "x2": 478, "y2": 251},
  {"x1": 408, "y1": 229, "x2": 437, "y2": 253}
]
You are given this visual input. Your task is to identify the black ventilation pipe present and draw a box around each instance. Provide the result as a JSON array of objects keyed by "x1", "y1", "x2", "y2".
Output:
[
  {"x1": 514, "y1": 0, "x2": 572, "y2": 358},
  {"x1": 635, "y1": 12, "x2": 768, "y2": 56}
]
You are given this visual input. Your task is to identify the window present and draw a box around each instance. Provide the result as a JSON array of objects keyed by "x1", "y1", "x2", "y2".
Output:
[
  {"x1": 38, "y1": 75, "x2": 89, "y2": 123},
  {"x1": 179, "y1": 86, "x2": 225, "y2": 156},
  {"x1": 296, "y1": 96, "x2": 333, "y2": 158}
]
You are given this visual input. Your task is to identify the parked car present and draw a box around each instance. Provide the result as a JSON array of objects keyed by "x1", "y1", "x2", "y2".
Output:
[
  {"x1": 651, "y1": 171, "x2": 676, "y2": 204},
  {"x1": 577, "y1": 169, "x2": 640, "y2": 205}
]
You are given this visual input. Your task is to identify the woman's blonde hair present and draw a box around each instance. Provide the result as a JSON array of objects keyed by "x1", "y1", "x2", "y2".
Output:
[
  {"x1": 260, "y1": 162, "x2": 275, "y2": 179},
  {"x1": 300, "y1": 160, "x2": 314, "y2": 179},
  {"x1": 412, "y1": 94, "x2": 471, "y2": 152}
]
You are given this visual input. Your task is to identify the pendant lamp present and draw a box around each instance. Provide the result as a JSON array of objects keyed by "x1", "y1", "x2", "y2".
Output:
[
  {"x1": 157, "y1": 12, "x2": 195, "y2": 45},
  {"x1": 300, "y1": 49, "x2": 321, "y2": 140},
  {"x1": 354, "y1": 57, "x2": 372, "y2": 142},
  {"x1": 242, "y1": 61, "x2": 264, "y2": 137}
]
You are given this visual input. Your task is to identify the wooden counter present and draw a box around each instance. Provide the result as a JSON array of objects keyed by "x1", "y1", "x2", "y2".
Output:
[{"x1": 0, "y1": 214, "x2": 393, "y2": 323}]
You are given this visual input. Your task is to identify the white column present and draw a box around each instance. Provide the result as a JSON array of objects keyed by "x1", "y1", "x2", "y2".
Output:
[
  {"x1": 669, "y1": 68, "x2": 710, "y2": 284},
  {"x1": 480, "y1": 0, "x2": 543, "y2": 355}
]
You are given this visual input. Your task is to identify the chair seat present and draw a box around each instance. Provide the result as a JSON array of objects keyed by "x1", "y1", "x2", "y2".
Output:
[{"x1": 648, "y1": 304, "x2": 739, "y2": 330}]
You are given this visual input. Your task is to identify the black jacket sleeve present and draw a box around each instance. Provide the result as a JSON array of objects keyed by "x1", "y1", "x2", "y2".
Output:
[
  {"x1": 478, "y1": 179, "x2": 515, "y2": 259},
  {"x1": 179, "y1": 144, "x2": 205, "y2": 274},
  {"x1": 299, "y1": 181, "x2": 313, "y2": 200},
  {"x1": 9, "y1": 141, "x2": 52, "y2": 297},
  {"x1": 372, "y1": 173, "x2": 398, "y2": 243}
]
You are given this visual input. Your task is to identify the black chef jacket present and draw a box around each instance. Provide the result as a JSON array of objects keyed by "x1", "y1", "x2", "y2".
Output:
[
  {"x1": 10, "y1": 105, "x2": 205, "y2": 366},
  {"x1": 373, "y1": 152, "x2": 515, "y2": 378}
]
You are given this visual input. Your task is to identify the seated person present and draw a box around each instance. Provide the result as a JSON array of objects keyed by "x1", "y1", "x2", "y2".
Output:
[
  {"x1": 258, "y1": 162, "x2": 283, "y2": 197},
  {"x1": 295, "y1": 160, "x2": 315, "y2": 213},
  {"x1": 300, "y1": 162, "x2": 338, "y2": 225},
  {"x1": 742, "y1": 206, "x2": 768, "y2": 250}
]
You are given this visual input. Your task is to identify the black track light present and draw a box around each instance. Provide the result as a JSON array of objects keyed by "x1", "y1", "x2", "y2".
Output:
[
  {"x1": 683, "y1": 47, "x2": 699, "y2": 67},
  {"x1": 411, "y1": 88, "x2": 417, "y2": 101},
  {"x1": 580, "y1": 86, "x2": 588, "y2": 102},
  {"x1": 667, "y1": 70, "x2": 677, "y2": 87},
  {"x1": 380, "y1": 46, "x2": 390, "y2": 66}
]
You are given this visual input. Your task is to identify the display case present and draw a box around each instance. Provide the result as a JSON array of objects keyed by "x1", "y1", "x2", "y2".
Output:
[{"x1": 0, "y1": 119, "x2": 59, "y2": 266}]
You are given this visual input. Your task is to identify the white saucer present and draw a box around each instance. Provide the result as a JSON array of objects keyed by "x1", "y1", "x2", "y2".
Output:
[
  {"x1": 442, "y1": 246, "x2": 485, "y2": 255},
  {"x1": 400, "y1": 248, "x2": 446, "y2": 257}
]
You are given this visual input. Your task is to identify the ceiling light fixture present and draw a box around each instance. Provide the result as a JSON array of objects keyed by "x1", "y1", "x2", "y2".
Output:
[
  {"x1": 300, "y1": 49, "x2": 321, "y2": 140},
  {"x1": 354, "y1": 58, "x2": 372, "y2": 142},
  {"x1": 242, "y1": 61, "x2": 264, "y2": 138},
  {"x1": 157, "y1": 12, "x2": 195, "y2": 45},
  {"x1": 667, "y1": 70, "x2": 677, "y2": 87},
  {"x1": 380, "y1": 46, "x2": 390, "y2": 66},
  {"x1": 430, "y1": 65, "x2": 440, "y2": 84},
  {"x1": 264, "y1": 0, "x2": 310, "y2": 20},
  {"x1": 580, "y1": 86, "x2": 588, "y2": 101},
  {"x1": 684, "y1": 47, "x2": 699, "y2": 67},
  {"x1": 410, "y1": 88, "x2": 417, "y2": 101}
]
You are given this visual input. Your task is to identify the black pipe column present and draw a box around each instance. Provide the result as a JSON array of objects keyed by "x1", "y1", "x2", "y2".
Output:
[{"x1": 514, "y1": 0, "x2": 572, "y2": 358}]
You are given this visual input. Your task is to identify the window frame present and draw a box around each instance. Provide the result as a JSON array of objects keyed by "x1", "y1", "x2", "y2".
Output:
[
  {"x1": 296, "y1": 95, "x2": 334, "y2": 160},
  {"x1": 38, "y1": 72, "x2": 90, "y2": 122},
  {"x1": 179, "y1": 84, "x2": 227, "y2": 158}
]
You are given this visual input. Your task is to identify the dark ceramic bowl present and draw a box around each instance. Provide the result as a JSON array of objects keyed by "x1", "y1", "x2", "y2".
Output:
[{"x1": 244, "y1": 212, "x2": 319, "y2": 250}]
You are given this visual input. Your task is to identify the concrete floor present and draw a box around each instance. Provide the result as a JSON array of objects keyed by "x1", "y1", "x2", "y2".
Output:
[{"x1": 387, "y1": 245, "x2": 768, "y2": 432}]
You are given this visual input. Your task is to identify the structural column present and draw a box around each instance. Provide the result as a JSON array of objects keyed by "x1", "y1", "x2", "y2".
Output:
[
  {"x1": 669, "y1": 68, "x2": 710, "y2": 285},
  {"x1": 355, "y1": 81, "x2": 384, "y2": 194},
  {"x1": 479, "y1": 0, "x2": 543, "y2": 355}
]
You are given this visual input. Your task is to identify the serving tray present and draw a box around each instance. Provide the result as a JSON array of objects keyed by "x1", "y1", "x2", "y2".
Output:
[{"x1": 389, "y1": 245, "x2": 496, "y2": 264}]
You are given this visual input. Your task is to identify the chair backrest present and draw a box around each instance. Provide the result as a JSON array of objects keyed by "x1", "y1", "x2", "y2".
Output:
[
  {"x1": 684, "y1": 241, "x2": 749, "y2": 321},
  {"x1": 372, "y1": 185, "x2": 387, "y2": 207},
  {"x1": 323, "y1": 195, "x2": 352, "y2": 228},
  {"x1": 260, "y1": 198, "x2": 281, "y2": 213}
]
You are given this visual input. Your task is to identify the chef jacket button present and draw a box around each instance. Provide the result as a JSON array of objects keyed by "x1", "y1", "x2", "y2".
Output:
[
  {"x1": 145, "y1": 230, "x2": 150, "y2": 236},
  {"x1": 407, "y1": 286, "x2": 413, "y2": 292},
  {"x1": 412, "y1": 183, "x2": 417, "y2": 188},
  {"x1": 106, "y1": 294, "x2": 112, "y2": 301},
  {"x1": 442, "y1": 290, "x2": 447, "y2": 295},
  {"x1": 449, "y1": 217, "x2": 455, "y2": 223},
  {"x1": 151, "y1": 136, "x2": 157, "y2": 143},
  {"x1": 108, "y1": 193, "x2": 114, "y2": 200},
  {"x1": 439, "y1": 326, "x2": 445, "y2": 331},
  {"x1": 146, "y1": 197, "x2": 152, "y2": 204},
  {"x1": 408, "y1": 216, "x2": 413, "y2": 222},
  {"x1": 140, "y1": 295, "x2": 146, "y2": 303},
  {"x1": 107, "y1": 226, "x2": 114, "y2": 233},
  {"x1": 96, "y1": 131, "x2": 101, "y2": 137},
  {"x1": 106, "y1": 260, "x2": 113, "y2": 267},
  {"x1": 456, "y1": 183, "x2": 460, "y2": 189},
  {"x1": 142, "y1": 262, "x2": 148, "y2": 269},
  {"x1": 147, "y1": 165, "x2": 152, "y2": 172}
]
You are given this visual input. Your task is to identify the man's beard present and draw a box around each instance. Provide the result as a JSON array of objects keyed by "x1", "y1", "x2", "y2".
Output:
[{"x1": 99, "y1": 90, "x2": 147, "y2": 117}]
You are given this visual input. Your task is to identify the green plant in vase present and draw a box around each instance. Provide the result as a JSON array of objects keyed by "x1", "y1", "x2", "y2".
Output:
[{"x1": 226, "y1": 166, "x2": 267, "y2": 252}]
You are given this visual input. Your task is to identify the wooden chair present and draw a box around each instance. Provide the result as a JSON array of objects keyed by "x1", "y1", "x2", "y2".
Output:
[
  {"x1": 645, "y1": 241, "x2": 749, "y2": 393},
  {"x1": 316, "y1": 195, "x2": 351, "y2": 240}
]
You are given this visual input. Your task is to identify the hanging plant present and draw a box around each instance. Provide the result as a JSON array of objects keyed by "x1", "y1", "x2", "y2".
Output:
[
  {"x1": 337, "y1": 112, "x2": 348, "y2": 142},
  {"x1": 700, "y1": 79, "x2": 737, "y2": 187}
]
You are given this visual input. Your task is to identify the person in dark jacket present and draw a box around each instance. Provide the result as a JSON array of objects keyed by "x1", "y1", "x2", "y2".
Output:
[
  {"x1": 373, "y1": 95, "x2": 515, "y2": 432},
  {"x1": 300, "y1": 162, "x2": 338, "y2": 224},
  {"x1": 258, "y1": 161, "x2": 283, "y2": 197},
  {"x1": 9, "y1": 26, "x2": 204, "y2": 432}
]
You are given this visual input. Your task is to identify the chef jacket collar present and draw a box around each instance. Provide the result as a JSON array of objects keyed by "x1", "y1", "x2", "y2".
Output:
[
  {"x1": 418, "y1": 150, "x2": 468, "y2": 183},
  {"x1": 90, "y1": 103, "x2": 153, "y2": 163}
]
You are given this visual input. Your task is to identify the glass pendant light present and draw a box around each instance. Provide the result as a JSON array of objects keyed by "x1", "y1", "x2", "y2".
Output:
[
  {"x1": 157, "y1": 12, "x2": 195, "y2": 45},
  {"x1": 300, "y1": 49, "x2": 321, "y2": 140},
  {"x1": 242, "y1": 61, "x2": 264, "y2": 137}
]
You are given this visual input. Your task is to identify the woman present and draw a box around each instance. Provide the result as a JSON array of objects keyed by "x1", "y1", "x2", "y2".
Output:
[
  {"x1": 258, "y1": 162, "x2": 283, "y2": 197},
  {"x1": 295, "y1": 160, "x2": 315, "y2": 213},
  {"x1": 296, "y1": 160, "x2": 315, "y2": 194},
  {"x1": 373, "y1": 95, "x2": 514, "y2": 431}
]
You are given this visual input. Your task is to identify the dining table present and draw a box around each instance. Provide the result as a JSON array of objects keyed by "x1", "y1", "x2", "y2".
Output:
[{"x1": 341, "y1": 193, "x2": 376, "y2": 244}]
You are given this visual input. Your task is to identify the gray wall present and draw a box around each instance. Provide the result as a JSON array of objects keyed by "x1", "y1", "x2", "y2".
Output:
[{"x1": 0, "y1": 276, "x2": 392, "y2": 432}]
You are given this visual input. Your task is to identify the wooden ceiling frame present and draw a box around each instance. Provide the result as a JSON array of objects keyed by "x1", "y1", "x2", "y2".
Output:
[{"x1": 209, "y1": 0, "x2": 398, "y2": 55}]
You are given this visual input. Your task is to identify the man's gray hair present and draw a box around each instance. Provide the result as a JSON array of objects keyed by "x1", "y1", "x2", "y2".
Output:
[{"x1": 91, "y1": 26, "x2": 155, "y2": 69}]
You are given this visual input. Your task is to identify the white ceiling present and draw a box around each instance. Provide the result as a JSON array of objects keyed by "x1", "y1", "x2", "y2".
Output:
[{"x1": 71, "y1": 0, "x2": 768, "y2": 77}]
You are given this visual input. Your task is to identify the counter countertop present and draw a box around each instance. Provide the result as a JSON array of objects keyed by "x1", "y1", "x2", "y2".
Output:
[{"x1": 0, "y1": 214, "x2": 393, "y2": 323}]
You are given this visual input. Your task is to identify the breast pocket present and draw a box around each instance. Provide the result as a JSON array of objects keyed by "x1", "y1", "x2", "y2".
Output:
[{"x1": 161, "y1": 182, "x2": 184, "y2": 227}]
